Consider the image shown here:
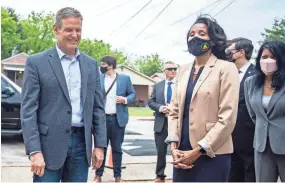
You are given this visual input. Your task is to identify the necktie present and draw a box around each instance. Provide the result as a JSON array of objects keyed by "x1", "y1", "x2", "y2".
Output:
[{"x1": 167, "y1": 82, "x2": 173, "y2": 104}]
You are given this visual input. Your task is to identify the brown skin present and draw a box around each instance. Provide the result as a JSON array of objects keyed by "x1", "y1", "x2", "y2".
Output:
[
  {"x1": 262, "y1": 49, "x2": 276, "y2": 96},
  {"x1": 171, "y1": 23, "x2": 213, "y2": 169},
  {"x1": 31, "y1": 17, "x2": 104, "y2": 177},
  {"x1": 188, "y1": 23, "x2": 212, "y2": 80}
]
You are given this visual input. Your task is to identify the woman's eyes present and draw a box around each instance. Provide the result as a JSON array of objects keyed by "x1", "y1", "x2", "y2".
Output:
[{"x1": 189, "y1": 32, "x2": 206, "y2": 37}]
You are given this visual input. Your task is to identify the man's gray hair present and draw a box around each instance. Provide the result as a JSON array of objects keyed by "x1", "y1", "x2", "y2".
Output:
[
  {"x1": 55, "y1": 7, "x2": 83, "y2": 29},
  {"x1": 164, "y1": 61, "x2": 176, "y2": 65},
  {"x1": 163, "y1": 61, "x2": 176, "y2": 70}
]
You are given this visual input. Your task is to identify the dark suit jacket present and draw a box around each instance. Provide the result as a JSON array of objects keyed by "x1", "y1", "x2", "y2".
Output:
[
  {"x1": 21, "y1": 47, "x2": 107, "y2": 170},
  {"x1": 232, "y1": 64, "x2": 256, "y2": 153},
  {"x1": 100, "y1": 73, "x2": 136, "y2": 127},
  {"x1": 148, "y1": 80, "x2": 168, "y2": 133}
]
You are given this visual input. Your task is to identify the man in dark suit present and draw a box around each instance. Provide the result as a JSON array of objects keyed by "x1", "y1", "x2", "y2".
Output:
[
  {"x1": 94, "y1": 56, "x2": 136, "y2": 183},
  {"x1": 21, "y1": 7, "x2": 107, "y2": 182},
  {"x1": 226, "y1": 38, "x2": 256, "y2": 182},
  {"x1": 148, "y1": 61, "x2": 177, "y2": 182}
]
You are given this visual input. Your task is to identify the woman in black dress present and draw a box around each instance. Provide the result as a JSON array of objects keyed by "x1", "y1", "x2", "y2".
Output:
[{"x1": 165, "y1": 15, "x2": 240, "y2": 182}]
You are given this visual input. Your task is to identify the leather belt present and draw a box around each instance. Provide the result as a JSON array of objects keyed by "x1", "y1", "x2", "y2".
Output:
[
  {"x1": 106, "y1": 113, "x2": 116, "y2": 116},
  {"x1": 71, "y1": 126, "x2": 84, "y2": 134}
]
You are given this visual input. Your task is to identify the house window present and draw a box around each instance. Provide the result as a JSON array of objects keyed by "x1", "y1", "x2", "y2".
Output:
[{"x1": 6, "y1": 71, "x2": 16, "y2": 83}]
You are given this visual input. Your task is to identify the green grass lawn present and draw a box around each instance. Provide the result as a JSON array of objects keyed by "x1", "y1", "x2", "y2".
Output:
[{"x1": 128, "y1": 107, "x2": 154, "y2": 116}]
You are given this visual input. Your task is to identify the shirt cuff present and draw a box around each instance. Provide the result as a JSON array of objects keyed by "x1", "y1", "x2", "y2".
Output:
[
  {"x1": 164, "y1": 135, "x2": 179, "y2": 144},
  {"x1": 124, "y1": 97, "x2": 128, "y2": 104},
  {"x1": 30, "y1": 151, "x2": 41, "y2": 155},
  {"x1": 159, "y1": 106, "x2": 165, "y2": 112},
  {"x1": 197, "y1": 139, "x2": 215, "y2": 158}
]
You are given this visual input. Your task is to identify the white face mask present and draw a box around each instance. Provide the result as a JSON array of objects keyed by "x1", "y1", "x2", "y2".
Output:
[{"x1": 260, "y1": 58, "x2": 278, "y2": 75}]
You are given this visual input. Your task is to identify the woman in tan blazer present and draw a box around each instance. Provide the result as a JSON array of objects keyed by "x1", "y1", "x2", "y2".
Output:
[{"x1": 165, "y1": 15, "x2": 240, "y2": 182}]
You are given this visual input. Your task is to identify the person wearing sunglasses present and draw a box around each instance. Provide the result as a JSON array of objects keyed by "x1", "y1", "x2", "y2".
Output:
[
  {"x1": 148, "y1": 61, "x2": 177, "y2": 182},
  {"x1": 244, "y1": 40, "x2": 285, "y2": 182},
  {"x1": 165, "y1": 15, "x2": 240, "y2": 182}
]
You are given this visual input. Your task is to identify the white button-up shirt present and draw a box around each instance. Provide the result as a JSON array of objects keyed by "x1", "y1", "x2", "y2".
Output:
[
  {"x1": 159, "y1": 79, "x2": 175, "y2": 112},
  {"x1": 239, "y1": 62, "x2": 251, "y2": 82},
  {"x1": 104, "y1": 73, "x2": 117, "y2": 114},
  {"x1": 56, "y1": 45, "x2": 83, "y2": 127},
  {"x1": 164, "y1": 79, "x2": 175, "y2": 104}
]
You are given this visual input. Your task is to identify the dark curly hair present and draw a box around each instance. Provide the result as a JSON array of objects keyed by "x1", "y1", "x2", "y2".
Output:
[
  {"x1": 255, "y1": 40, "x2": 285, "y2": 90},
  {"x1": 187, "y1": 15, "x2": 228, "y2": 60}
]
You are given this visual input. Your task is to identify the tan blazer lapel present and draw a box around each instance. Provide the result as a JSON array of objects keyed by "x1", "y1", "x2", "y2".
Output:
[
  {"x1": 179, "y1": 62, "x2": 194, "y2": 109},
  {"x1": 191, "y1": 54, "x2": 217, "y2": 101}
]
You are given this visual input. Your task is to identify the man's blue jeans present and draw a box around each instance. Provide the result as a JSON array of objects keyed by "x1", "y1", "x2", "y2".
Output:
[
  {"x1": 33, "y1": 130, "x2": 89, "y2": 182},
  {"x1": 95, "y1": 115, "x2": 125, "y2": 178}
]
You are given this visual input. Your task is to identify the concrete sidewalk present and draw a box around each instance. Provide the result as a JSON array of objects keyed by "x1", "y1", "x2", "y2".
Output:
[
  {"x1": 1, "y1": 151, "x2": 174, "y2": 182},
  {"x1": 129, "y1": 117, "x2": 154, "y2": 121},
  {"x1": 1, "y1": 163, "x2": 173, "y2": 182}
]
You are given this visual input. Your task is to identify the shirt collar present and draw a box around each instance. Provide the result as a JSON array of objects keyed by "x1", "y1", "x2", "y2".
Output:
[
  {"x1": 239, "y1": 62, "x2": 251, "y2": 73},
  {"x1": 105, "y1": 72, "x2": 117, "y2": 79},
  {"x1": 56, "y1": 44, "x2": 80, "y2": 61},
  {"x1": 165, "y1": 78, "x2": 175, "y2": 84}
]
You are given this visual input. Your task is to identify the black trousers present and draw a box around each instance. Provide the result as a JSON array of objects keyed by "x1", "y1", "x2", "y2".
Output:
[
  {"x1": 229, "y1": 150, "x2": 256, "y2": 182},
  {"x1": 154, "y1": 120, "x2": 168, "y2": 178}
]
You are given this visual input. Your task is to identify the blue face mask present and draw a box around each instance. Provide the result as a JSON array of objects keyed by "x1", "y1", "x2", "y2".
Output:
[{"x1": 187, "y1": 36, "x2": 211, "y2": 56}]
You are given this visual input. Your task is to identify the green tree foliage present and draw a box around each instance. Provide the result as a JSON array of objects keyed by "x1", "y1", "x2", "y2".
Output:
[
  {"x1": 1, "y1": 7, "x2": 21, "y2": 59},
  {"x1": 19, "y1": 11, "x2": 56, "y2": 54},
  {"x1": 79, "y1": 39, "x2": 127, "y2": 64},
  {"x1": 134, "y1": 53, "x2": 164, "y2": 76},
  {"x1": 260, "y1": 17, "x2": 285, "y2": 43},
  {"x1": 1, "y1": 7, "x2": 166, "y2": 76},
  {"x1": 1, "y1": 7, "x2": 128, "y2": 63}
]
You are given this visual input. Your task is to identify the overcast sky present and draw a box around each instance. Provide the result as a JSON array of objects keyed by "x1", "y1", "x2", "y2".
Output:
[{"x1": 2, "y1": 0, "x2": 285, "y2": 64}]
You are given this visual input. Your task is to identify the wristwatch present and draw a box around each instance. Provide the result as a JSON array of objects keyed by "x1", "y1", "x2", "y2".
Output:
[{"x1": 199, "y1": 145, "x2": 207, "y2": 155}]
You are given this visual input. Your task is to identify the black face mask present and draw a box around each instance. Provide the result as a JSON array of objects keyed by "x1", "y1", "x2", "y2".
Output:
[
  {"x1": 187, "y1": 37, "x2": 211, "y2": 56},
  {"x1": 100, "y1": 66, "x2": 108, "y2": 74},
  {"x1": 228, "y1": 53, "x2": 236, "y2": 62}
]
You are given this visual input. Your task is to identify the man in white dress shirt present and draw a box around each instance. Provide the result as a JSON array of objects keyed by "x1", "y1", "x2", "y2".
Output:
[
  {"x1": 226, "y1": 38, "x2": 256, "y2": 182},
  {"x1": 148, "y1": 61, "x2": 177, "y2": 182},
  {"x1": 94, "y1": 56, "x2": 136, "y2": 183}
]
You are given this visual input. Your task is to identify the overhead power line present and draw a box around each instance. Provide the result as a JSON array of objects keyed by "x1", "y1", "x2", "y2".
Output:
[
  {"x1": 170, "y1": 0, "x2": 235, "y2": 48},
  {"x1": 170, "y1": 0, "x2": 222, "y2": 27},
  {"x1": 208, "y1": 0, "x2": 224, "y2": 14},
  {"x1": 108, "y1": 0, "x2": 153, "y2": 36},
  {"x1": 143, "y1": 0, "x2": 222, "y2": 40},
  {"x1": 213, "y1": 0, "x2": 237, "y2": 17},
  {"x1": 146, "y1": 0, "x2": 169, "y2": 11},
  {"x1": 135, "y1": 0, "x2": 174, "y2": 38},
  {"x1": 96, "y1": 0, "x2": 135, "y2": 16}
]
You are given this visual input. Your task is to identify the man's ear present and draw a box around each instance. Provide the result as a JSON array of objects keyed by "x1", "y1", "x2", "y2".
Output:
[
  {"x1": 241, "y1": 49, "x2": 246, "y2": 57},
  {"x1": 53, "y1": 24, "x2": 59, "y2": 35}
]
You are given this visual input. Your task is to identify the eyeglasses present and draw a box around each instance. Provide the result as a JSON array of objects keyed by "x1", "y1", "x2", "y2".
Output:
[
  {"x1": 165, "y1": 68, "x2": 177, "y2": 71},
  {"x1": 225, "y1": 48, "x2": 241, "y2": 55}
]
